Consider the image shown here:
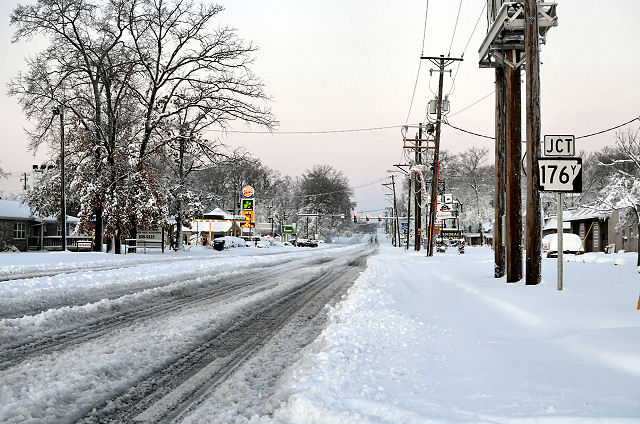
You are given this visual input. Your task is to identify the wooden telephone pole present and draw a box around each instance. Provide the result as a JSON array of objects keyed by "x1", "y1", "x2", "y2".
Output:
[
  {"x1": 407, "y1": 173, "x2": 411, "y2": 250},
  {"x1": 505, "y1": 50, "x2": 523, "y2": 282},
  {"x1": 391, "y1": 175, "x2": 401, "y2": 248},
  {"x1": 415, "y1": 124, "x2": 422, "y2": 251},
  {"x1": 480, "y1": 1, "x2": 556, "y2": 282},
  {"x1": 383, "y1": 177, "x2": 402, "y2": 247},
  {"x1": 524, "y1": 0, "x2": 542, "y2": 285},
  {"x1": 494, "y1": 67, "x2": 506, "y2": 278},
  {"x1": 423, "y1": 55, "x2": 463, "y2": 257}
]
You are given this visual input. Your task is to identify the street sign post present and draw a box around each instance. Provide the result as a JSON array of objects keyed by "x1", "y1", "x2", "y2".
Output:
[{"x1": 540, "y1": 134, "x2": 581, "y2": 291}]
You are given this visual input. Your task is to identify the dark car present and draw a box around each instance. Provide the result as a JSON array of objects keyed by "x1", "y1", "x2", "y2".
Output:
[{"x1": 296, "y1": 238, "x2": 318, "y2": 247}]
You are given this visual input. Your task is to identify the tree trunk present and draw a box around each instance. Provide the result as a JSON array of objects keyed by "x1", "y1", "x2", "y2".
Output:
[
  {"x1": 177, "y1": 209, "x2": 184, "y2": 250},
  {"x1": 114, "y1": 228, "x2": 121, "y2": 254},
  {"x1": 93, "y1": 206, "x2": 103, "y2": 252}
]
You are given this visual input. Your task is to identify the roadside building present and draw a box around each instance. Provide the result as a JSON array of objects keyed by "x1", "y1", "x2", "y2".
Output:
[
  {"x1": 543, "y1": 207, "x2": 638, "y2": 253},
  {"x1": 607, "y1": 207, "x2": 639, "y2": 253},
  {"x1": 182, "y1": 208, "x2": 238, "y2": 245},
  {"x1": 0, "y1": 199, "x2": 86, "y2": 251}
]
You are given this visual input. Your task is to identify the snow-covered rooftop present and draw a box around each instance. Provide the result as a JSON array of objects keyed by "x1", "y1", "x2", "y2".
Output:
[
  {"x1": 562, "y1": 207, "x2": 610, "y2": 222},
  {"x1": 0, "y1": 199, "x2": 79, "y2": 223}
]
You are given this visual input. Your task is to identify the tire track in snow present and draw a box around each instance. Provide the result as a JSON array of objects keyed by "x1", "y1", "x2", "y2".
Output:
[
  {"x1": 76, "y1": 249, "x2": 374, "y2": 424},
  {"x1": 0, "y1": 256, "x2": 334, "y2": 371}
]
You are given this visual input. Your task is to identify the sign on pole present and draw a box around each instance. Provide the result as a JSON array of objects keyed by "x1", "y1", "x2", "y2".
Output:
[
  {"x1": 242, "y1": 185, "x2": 255, "y2": 198},
  {"x1": 241, "y1": 210, "x2": 255, "y2": 228},
  {"x1": 541, "y1": 134, "x2": 580, "y2": 291},
  {"x1": 537, "y1": 157, "x2": 582, "y2": 193},
  {"x1": 443, "y1": 193, "x2": 453, "y2": 204},
  {"x1": 282, "y1": 225, "x2": 294, "y2": 234},
  {"x1": 242, "y1": 198, "x2": 254, "y2": 211},
  {"x1": 543, "y1": 135, "x2": 575, "y2": 157}
]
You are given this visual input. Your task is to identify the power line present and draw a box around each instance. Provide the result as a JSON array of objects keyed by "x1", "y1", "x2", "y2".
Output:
[
  {"x1": 404, "y1": 1, "x2": 430, "y2": 125},
  {"x1": 445, "y1": 115, "x2": 640, "y2": 141},
  {"x1": 213, "y1": 125, "x2": 401, "y2": 135},
  {"x1": 448, "y1": 90, "x2": 495, "y2": 117},
  {"x1": 447, "y1": 0, "x2": 463, "y2": 57},
  {"x1": 460, "y1": 2, "x2": 487, "y2": 58},
  {"x1": 420, "y1": 0, "x2": 430, "y2": 55},
  {"x1": 449, "y1": 2, "x2": 487, "y2": 97},
  {"x1": 575, "y1": 116, "x2": 640, "y2": 139},
  {"x1": 444, "y1": 119, "x2": 494, "y2": 140},
  {"x1": 210, "y1": 115, "x2": 639, "y2": 139}
]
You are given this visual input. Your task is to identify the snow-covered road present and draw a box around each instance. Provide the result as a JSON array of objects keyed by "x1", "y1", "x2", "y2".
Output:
[
  {"x1": 3, "y1": 240, "x2": 639, "y2": 423},
  {"x1": 0, "y1": 243, "x2": 374, "y2": 423}
]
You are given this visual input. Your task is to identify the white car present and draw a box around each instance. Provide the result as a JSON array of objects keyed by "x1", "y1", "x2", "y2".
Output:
[{"x1": 542, "y1": 233, "x2": 584, "y2": 257}]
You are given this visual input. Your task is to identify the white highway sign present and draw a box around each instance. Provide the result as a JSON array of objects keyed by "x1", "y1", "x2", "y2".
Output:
[
  {"x1": 538, "y1": 157, "x2": 582, "y2": 192},
  {"x1": 543, "y1": 135, "x2": 575, "y2": 157}
]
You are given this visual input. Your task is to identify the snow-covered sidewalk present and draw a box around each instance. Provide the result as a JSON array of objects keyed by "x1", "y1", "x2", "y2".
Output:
[{"x1": 270, "y1": 245, "x2": 640, "y2": 423}]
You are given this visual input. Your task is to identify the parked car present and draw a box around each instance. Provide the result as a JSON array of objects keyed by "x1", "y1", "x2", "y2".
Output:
[
  {"x1": 542, "y1": 232, "x2": 584, "y2": 257},
  {"x1": 295, "y1": 238, "x2": 318, "y2": 247}
]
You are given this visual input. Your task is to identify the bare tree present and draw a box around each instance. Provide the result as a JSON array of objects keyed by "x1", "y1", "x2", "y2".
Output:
[
  {"x1": 10, "y1": 0, "x2": 137, "y2": 252},
  {"x1": 126, "y1": 0, "x2": 276, "y2": 164},
  {"x1": 448, "y1": 148, "x2": 493, "y2": 237},
  {"x1": 10, "y1": 0, "x2": 276, "y2": 253}
]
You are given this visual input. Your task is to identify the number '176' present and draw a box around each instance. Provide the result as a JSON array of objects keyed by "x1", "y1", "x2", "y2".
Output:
[{"x1": 540, "y1": 164, "x2": 572, "y2": 184}]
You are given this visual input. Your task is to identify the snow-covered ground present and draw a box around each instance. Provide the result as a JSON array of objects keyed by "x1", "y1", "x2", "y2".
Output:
[
  {"x1": 267, "y1": 244, "x2": 640, "y2": 423},
  {"x1": 1, "y1": 240, "x2": 639, "y2": 423}
]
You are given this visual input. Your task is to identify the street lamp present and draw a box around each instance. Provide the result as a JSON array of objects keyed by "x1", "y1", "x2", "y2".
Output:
[{"x1": 52, "y1": 105, "x2": 66, "y2": 251}]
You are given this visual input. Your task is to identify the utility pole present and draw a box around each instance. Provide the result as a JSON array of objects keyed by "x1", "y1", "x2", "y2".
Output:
[
  {"x1": 20, "y1": 172, "x2": 28, "y2": 191},
  {"x1": 391, "y1": 175, "x2": 401, "y2": 247},
  {"x1": 524, "y1": 0, "x2": 542, "y2": 285},
  {"x1": 480, "y1": 0, "x2": 557, "y2": 281},
  {"x1": 53, "y1": 105, "x2": 66, "y2": 252},
  {"x1": 423, "y1": 55, "x2": 463, "y2": 256},
  {"x1": 494, "y1": 66, "x2": 507, "y2": 278},
  {"x1": 415, "y1": 124, "x2": 422, "y2": 251},
  {"x1": 505, "y1": 50, "x2": 523, "y2": 282},
  {"x1": 406, "y1": 174, "x2": 411, "y2": 250}
]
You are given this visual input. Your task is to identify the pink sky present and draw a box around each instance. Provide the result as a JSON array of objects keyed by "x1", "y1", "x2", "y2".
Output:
[{"x1": 1, "y1": 0, "x2": 639, "y2": 213}]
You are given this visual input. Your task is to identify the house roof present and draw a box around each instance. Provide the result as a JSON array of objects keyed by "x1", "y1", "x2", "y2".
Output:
[
  {"x1": 183, "y1": 220, "x2": 232, "y2": 233},
  {"x1": 183, "y1": 207, "x2": 235, "y2": 233},
  {"x1": 203, "y1": 207, "x2": 232, "y2": 220},
  {"x1": 562, "y1": 207, "x2": 610, "y2": 222},
  {"x1": 0, "y1": 199, "x2": 79, "y2": 223}
]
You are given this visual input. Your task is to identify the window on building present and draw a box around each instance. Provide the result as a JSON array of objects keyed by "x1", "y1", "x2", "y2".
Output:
[
  {"x1": 14, "y1": 222, "x2": 26, "y2": 239},
  {"x1": 57, "y1": 225, "x2": 62, "y2": 237}
]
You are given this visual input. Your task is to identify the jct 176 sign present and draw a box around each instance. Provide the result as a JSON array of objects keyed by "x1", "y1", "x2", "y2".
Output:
[
  {"x1": 543, "y1": 135, "x2": 575, "y2": 157},
  {"x1": 538, "y1": 157, "x2": 582, "y2": 193}
]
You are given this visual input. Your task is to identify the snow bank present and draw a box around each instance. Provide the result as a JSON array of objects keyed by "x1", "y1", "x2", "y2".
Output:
[{"x1": 268, "y1": 246, "x2": 640, "y2": 423}]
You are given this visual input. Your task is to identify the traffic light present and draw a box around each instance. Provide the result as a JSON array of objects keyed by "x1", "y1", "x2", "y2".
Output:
[
  {"x1": 365, "y1": 215, "x2": 370, "y2": 222},
  {"x1": 378, "y1": 215, "x2": 381, "y2": 222},
  {"x1": 353, "y1": 213, "x2": 357, "y2": 223}
]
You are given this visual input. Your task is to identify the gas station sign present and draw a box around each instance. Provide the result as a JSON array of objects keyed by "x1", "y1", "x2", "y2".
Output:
[
  {"x1": 241, "y1": 210, "x2": 255, "y2": 228},
  {"x1": 242, "y1": 199, "x2": 254, "y2": 211}
]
